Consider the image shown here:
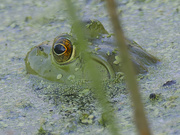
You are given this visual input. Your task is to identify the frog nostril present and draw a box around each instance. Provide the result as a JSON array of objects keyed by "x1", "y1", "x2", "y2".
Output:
[{"x1": 38, "y1": 46, "x2": 44, "y2": 51}]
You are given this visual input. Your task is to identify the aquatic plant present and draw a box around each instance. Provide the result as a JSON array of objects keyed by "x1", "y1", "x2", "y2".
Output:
[{"x1": 64, "y1": 0, "x2": 151, "y2": 134}]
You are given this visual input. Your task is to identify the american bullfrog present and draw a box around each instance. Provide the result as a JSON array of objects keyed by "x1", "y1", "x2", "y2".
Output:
[{"x1": 25, "y1": 20, "x2": 159, "y2": 83}]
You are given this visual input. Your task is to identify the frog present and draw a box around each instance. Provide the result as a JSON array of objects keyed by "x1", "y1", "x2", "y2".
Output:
[{"x1": 25, "y1": 19, "x2": 159, "y2": 83}]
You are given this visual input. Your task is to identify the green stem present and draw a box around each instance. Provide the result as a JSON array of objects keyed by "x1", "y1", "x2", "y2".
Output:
[{"x1": 63, "y1": 0, "x2": 120, "y2": 134}]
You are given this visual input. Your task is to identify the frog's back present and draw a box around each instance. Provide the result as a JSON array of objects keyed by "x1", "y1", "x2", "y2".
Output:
[{"x1": 88, "y1": 34, "x2": 159, "y2": 74}]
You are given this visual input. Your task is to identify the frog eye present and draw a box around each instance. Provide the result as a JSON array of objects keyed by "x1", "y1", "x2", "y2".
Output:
[
  {"x1": 54, "y1": 44, "x2": 66, "y2": 55},
  {"x1": 52, "y1": 37, "x2": 73, "y2": 63}
]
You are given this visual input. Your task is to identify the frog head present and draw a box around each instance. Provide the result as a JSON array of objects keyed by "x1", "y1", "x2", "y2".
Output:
[{"x1": 25, "y1": 33, "x2": 115, "y2": 83}]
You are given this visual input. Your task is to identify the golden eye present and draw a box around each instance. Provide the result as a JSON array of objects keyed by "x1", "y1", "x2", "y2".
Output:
[{"x1": 52, "y1": 36, "x2": 73, "y2": 63}]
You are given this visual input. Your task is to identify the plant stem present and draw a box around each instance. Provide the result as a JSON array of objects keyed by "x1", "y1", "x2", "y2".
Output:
[
  {"x1": 105, "y1": 0, "x2": 152, "y2": 135},
  {"x1": 63, "y1": 0, "x2": 120, "y2": 134}
]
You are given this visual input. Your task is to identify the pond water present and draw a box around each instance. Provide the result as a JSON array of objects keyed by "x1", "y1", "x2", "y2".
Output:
[{"x1": 0, "y1": 0, "x2": 179, "y2": 134}]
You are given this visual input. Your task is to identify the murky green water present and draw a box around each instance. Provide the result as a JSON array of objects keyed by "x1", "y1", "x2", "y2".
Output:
[{"x1": 0, "y1": 0, "x2": 179, "y2": 134}]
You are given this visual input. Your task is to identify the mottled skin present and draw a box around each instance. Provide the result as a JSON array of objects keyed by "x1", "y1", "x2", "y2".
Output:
[{"x1": 25, "y1": 20, "x2": 159, "y2": 83}]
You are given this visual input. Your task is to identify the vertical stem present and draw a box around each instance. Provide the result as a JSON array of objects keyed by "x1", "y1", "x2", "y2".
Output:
[
  {"x1": 105, "y1": 0, "x2": 152, "y2": 135},
  {"x1": 63, "y1": 0, "x2": 120, "y2": 134}
]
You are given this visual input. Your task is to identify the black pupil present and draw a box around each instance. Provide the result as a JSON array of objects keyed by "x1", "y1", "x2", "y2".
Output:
[{"x1": 54, "y1": 45, "x2": 66, "y2": 54}]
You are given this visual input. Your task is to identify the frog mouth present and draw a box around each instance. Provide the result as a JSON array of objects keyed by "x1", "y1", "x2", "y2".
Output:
[{"x1": 91, "y1": 55, "x2": 115, "y2": 79}]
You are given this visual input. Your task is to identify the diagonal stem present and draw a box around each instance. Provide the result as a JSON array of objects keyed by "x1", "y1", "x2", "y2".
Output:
[{"x1": 105, "y1": 0, "x2": 152, "y2": 135}]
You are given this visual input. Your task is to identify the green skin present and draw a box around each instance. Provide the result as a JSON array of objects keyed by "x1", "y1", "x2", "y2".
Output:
[{"x1": 25, "y1": 20, "x2": 159, "y2": 83}]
